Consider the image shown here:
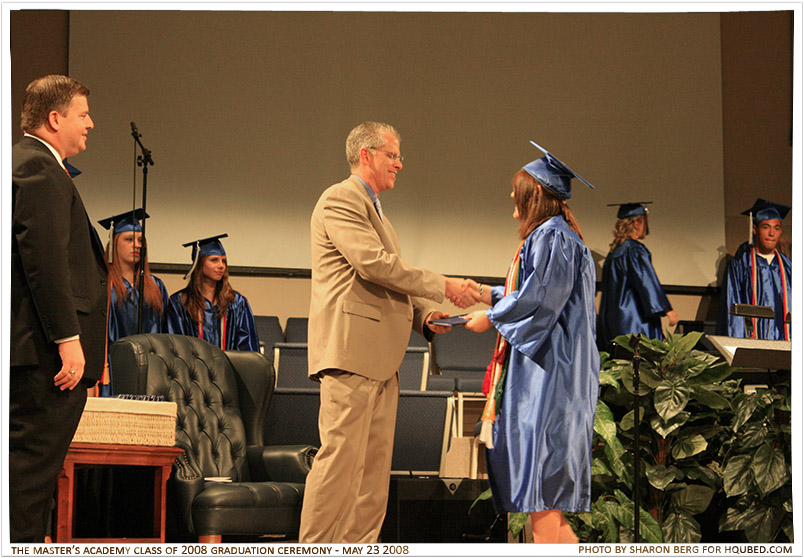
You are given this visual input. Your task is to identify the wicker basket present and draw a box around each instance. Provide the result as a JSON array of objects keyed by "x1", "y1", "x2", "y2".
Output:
[{"x1": 72, "y1": 397, "x2": 178, "y2": 446}]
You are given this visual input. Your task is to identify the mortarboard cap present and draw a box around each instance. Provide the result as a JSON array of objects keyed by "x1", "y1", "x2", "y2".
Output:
[
  {"x1": 98, "y1": 208, "x2": 149, "y2": 234},
  {"x1": 741, "y1": 198, "x2": 791, "y2": 223},
  {"x1": 98, "y1": 208, "x2": 149, "y2": 264},
  {"x1": 522, "y1": 141, "x2": 596, "y2": 200},
  {"x1": 182, "y1": 233, "x2": 228, "y2": 279},
  {"x1": 608, "y1": 201, "x2": 652, "y2": 220}
]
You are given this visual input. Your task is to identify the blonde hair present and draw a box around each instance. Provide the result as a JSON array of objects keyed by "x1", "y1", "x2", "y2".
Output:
[{"x1": 608, "y1": 217, "x2": 643, "y2": 252}]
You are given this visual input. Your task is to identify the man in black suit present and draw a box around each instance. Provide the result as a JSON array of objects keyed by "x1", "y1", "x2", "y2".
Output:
[{"x1": 10, "y1": 75, "x2": 108, "y2": 542}]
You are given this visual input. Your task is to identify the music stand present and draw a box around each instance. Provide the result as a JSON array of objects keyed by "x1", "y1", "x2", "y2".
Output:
[{"x1": 706, "y1": 335, "x2": 791, "y2": 370}]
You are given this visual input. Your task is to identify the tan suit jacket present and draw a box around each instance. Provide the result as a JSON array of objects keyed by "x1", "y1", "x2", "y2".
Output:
[{"x1": 308, "y1": 176, "x2": 446, "y2": 381}]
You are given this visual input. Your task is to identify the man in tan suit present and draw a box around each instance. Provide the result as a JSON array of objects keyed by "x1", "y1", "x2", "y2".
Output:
[{"x1": 300, "y1": 121, "x2": 474, "y2": 543}]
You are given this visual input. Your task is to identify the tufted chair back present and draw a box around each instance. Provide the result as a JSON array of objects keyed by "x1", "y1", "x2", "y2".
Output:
[
  {"x1": 111, "y1": 333, "x2": 255, "y2": 480},
  {"x1": 110, "y1": 333, "x2": 316, "y2": 541}
]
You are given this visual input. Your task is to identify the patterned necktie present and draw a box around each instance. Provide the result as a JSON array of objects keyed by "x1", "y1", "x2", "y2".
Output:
[{"x1": 373, "y1": 198, "x2": 384, "y2": 222}]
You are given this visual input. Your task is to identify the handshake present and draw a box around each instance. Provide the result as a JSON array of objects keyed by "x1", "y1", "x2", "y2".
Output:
[{"x1": 445, "y1": 278, "x2": 490, "y2": 309}]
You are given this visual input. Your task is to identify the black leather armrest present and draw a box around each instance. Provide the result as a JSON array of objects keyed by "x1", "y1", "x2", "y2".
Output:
[
  {"x1": 246, "y1": 444, "x2": 318, "y2": 484},
  {"x1": 168, "y1": 452, "x2": 207, "y2": 535}
]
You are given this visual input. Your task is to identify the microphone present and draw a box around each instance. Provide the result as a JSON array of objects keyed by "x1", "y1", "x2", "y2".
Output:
[{"x1": 130, "y1": 121, "x2": 140, "y2": 137}]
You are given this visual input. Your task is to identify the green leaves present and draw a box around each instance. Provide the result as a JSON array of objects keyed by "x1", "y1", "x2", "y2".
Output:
[
  {"x1": 671, "y1": 434, "x2": 708, "y2": 460},
  {"x1": 672, "y1": 484, "x2": 715, "y2": 515},
  {"x1": 654, "y1": 378, "x2": 691, "y2": 421},
  {"x1": 662, "y1": 511, "x2": 701, "y2": 543},
  {"x1": 751, "y1": 443, "x2": 790, "y2": 497},
  {"x1": 587, "y1": 333, "x2": 791, "y2": 544}
]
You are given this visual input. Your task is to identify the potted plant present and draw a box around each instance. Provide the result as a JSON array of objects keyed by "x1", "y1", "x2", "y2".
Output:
[{"x1": 569, "y1": 331, "x2": 792, "y2": 543}]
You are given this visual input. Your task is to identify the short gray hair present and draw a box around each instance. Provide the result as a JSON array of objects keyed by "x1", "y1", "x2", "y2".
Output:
[{"x1": 345, "y1": 121, "x2": 400, "y2": 169}]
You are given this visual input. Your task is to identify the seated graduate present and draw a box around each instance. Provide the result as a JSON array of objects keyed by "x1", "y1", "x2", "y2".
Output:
[
  {"x1": 597, "y1": 202, "x2": 678, "y2": 348},
  {"x1": 716, "y1": 198, "x2": 791, "y2": 340},
  {"x1": 166, "y1": 233, "x2": 259, "y2": 351},
  {"x1": 98, "y1": 208, "x2": 169, "y2": 396}
]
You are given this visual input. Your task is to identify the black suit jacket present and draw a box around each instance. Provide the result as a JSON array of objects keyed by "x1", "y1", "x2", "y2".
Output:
[{"x1": 11, "y1": 136, "x2": 108, "y2": 382}]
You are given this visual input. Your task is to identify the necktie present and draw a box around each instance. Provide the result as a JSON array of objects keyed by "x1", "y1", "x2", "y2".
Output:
[{"x1": 373, "y1": 198, "x2": 384, "y2": 222}]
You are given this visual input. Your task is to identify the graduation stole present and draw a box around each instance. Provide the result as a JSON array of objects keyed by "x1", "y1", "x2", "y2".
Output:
[
  {"x1": 198, "y1": 314, "x2": 227, "y2": 350},
  {"x1": 480, "y1": 238, "x2": 526, "y2": 425},
  {"x1": 750, "y1": 246, "x2": 790, "y2": 341}
]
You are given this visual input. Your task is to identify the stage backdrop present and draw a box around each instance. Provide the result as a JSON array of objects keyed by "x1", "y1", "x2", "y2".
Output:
[{"x1": 68, "y1": 10, "x2": 725, "y2": 285}]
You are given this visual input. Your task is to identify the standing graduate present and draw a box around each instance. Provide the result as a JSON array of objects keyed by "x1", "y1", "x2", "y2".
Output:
[
  {"x1": 166, "y1": 234, "x2": 259, "y2": 351},
  {"x1": 597, "y1": 202, "x2": 678, "y2": 348},
  {"x1": 716, "y1": 199, "x2": 791, "y2": 340},
  {"x1": 98, "y1": 209, "x2": 169, "y2": 395},
  {"x1": 463, "y1": 142, "x2": 600, "y2": 543}
]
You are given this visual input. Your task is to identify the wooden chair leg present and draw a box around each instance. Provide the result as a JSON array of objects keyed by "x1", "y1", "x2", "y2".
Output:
[{"x1": 198, "y1": 535, "x2": 222, "y2": 543}]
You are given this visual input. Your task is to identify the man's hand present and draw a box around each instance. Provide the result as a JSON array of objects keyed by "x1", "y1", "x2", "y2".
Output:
[
  {"x1": 55, "y1": 339, "x2": 85, "y2": 391},
  {"x1": 463, "y1": 279, "x2": 491, "y2": 306},
  {"x1": 425, "y1": 311, "x2": 453, "y2": 334},
  {"x1": 446, "y1": 278, "x2": 475, "y2": 309}
]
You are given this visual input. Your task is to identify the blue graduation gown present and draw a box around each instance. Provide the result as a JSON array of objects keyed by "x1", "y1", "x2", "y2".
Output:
[
  {"x1": 103, "y1": 276, "x2": 169, "y2": 396},
  {"x1": 716, "y1": 242, "x2": 792, "y2": 340},
  {"x1": 166, "y1": 290, "x2": 259, "y2": 352},
  {"x1": 486, "y1": 216, "x2": 600, "y2": 513},
  {"x1": 598, "y1": 239, "x2": 671, "y2": 346},
  {"x1": 108, "y1": 276, "x2": 169, "y2": 342}
]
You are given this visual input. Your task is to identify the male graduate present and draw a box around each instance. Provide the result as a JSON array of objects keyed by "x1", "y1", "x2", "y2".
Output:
[
  {"x1": 11, "y1": 75, "x2": 108, "y2": 542},
  {"x1": 717, "y1": 199, "x2": 792, "y2": 340},
  {"x1": 597, "y1": 202, "x2": 678, "y2": 348}
]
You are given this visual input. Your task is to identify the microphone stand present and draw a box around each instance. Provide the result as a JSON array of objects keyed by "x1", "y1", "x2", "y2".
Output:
[
  {"x1": 630, "y1": 333, "x2": 642, "y2": 542},
  {"x1": 130, "y1": 122, "x2": 155, "y2": 334}
]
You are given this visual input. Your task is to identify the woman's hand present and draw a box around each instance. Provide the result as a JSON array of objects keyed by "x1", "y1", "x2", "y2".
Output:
[{"x1": 464, "y1": 310, "x2": 493, "y2": 333}]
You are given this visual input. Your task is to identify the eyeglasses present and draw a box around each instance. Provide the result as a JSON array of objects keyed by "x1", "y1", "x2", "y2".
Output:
[{"x1": 371, "y1": 148, "x2": 404, "y2": 163}]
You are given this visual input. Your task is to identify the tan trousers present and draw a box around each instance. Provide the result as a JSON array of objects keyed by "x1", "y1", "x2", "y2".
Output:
[{"x1": 299, "y1": 370, "x2": 399, "y2": 543}]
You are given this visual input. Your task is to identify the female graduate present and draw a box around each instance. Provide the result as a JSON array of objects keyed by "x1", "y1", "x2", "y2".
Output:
[
  {"x1": 463, "y1": 142, "x2": 600, "y2": 543},
  {"x1": 166, "y1": 234, "x2": 259, "y2": 351},
  {"x1": 597, "y1": 202, "x2": 678, "y2": 348},
  {"x1": 98, "y1": 209, "x2": 169, "y2": 396}
]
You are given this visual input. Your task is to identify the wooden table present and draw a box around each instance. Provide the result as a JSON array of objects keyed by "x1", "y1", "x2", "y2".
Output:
[{"x1": 54, "y1": 442, "x2": 184, "y2": 543}]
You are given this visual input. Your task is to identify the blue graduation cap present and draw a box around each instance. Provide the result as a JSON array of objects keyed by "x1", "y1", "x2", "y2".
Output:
[
  {"x1": 608, "y1": 202, "x2": 652, "y2": 219},
  {"x1": 182, "y1": 233, "x2": 228, "y2": 279},
  {"x1": 741, "y1": 198, "x2": 791, "y2": 223},
  {"x1": 97, "y1": 208, "x2": 149, "y2": 263},
  {"x1": 98, "y1": 208, "x2": 149, "y2": 234},
  {"x1": 522, "y1": 141, "x2": 596, "y2": 200}
]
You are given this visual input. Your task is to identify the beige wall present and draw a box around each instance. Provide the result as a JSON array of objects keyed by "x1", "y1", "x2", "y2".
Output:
[{"x1": 9, "y1": 9, "x2": 794, "y2": 330}]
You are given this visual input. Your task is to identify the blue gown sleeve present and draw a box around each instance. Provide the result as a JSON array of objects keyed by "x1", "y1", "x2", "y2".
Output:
[
  {"x1": 167, "y1": 291, "x2": 196, "y2": 337},
  {"x1": 626, "y1": 242, "x2": 671, "y2": 318},
  {"x1": 486, "y1": 227, "x2": 582, "y2": 360},
  {"x1": 227, "y1": 294, "x2": 260, "y2": 351},
  {"x1": 718, "y1": 256, "x2": 747, "y2": 337}
]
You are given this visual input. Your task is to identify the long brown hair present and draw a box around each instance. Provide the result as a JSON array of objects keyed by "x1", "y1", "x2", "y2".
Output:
[
  {"x1": 105, "y1": 234, "x2": 163, "y2": 313},
  {"x1": 512, "y1": 169, "x2": 585, "y2": 242},
  {"x1": 181, "y1": 255, "x2": 235, "y2": 323},
  {"x1": 608, "y1": 216, "x2": 642, "y2": 252}
]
